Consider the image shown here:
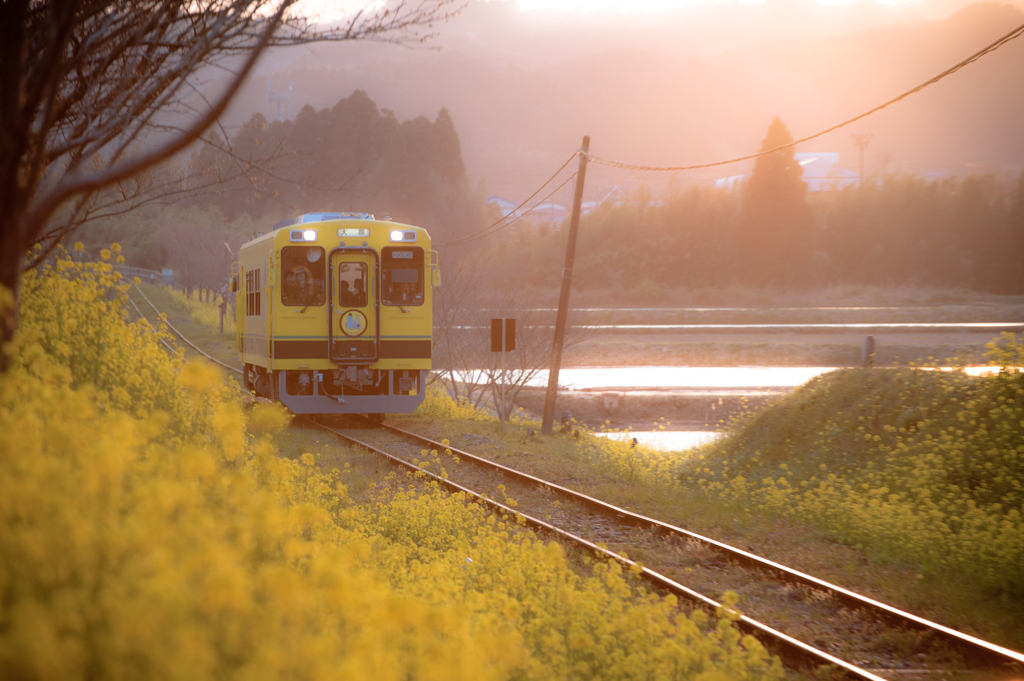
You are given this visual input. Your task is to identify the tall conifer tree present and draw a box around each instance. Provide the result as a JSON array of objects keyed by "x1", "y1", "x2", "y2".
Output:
[{"x1": 738, "y1": 118, "x2": 813, "y2": 285}]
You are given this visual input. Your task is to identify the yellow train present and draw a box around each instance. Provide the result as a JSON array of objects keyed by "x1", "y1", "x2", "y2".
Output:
[{"x1": 231, "y1": 213, "x2": 439, "y2": 420}]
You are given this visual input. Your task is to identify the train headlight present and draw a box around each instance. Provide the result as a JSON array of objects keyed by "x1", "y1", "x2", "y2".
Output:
[
  {"x1": 389, "y1": 229, "x2": 417, "y2": 242},
  {"x1": 289, "y1": 229, "x2": 319, "y2": 242}
]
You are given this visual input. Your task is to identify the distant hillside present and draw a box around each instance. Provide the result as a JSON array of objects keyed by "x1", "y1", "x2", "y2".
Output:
[{"x1": 212, "y1": 0, "x2": 1024, "y2": 198}]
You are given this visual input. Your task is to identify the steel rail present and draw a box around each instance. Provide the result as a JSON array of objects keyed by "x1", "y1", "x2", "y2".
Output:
[
  {"x1": 127, "y1": 296, "x2": 184, "y2": 356},
  {"x1": 308, "y1": 418, "x2": 887, "y2": 681},
  {"x1": 130, "y1": 282, "x2": 243, "y2": 375},
  {"x1": 126, "y1": 295, "x2": 253, "y2": 398},
  {"x1": 380, "y1": 422, "x2": 1024, "y2": 670}
]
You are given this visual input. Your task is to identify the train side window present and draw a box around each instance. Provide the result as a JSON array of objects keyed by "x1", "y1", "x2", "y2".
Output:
[
  {"x1": 381, "y1": 247, "x2": 424, "y2": 307},
  {"x1": 338, "y1": 262, "x2": 368, "y2": 308},
  {"x1": 281, "y1": 247, "x2": 325, "y2": 306},
  {"x1": 245, "y1": 268, "x2": 262, "y2": 316}
]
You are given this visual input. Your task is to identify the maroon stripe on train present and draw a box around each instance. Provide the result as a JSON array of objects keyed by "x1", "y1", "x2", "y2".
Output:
[
  {"x1": 274, "y1": 340, "x2": 328, "y2": 359},
  {"x1": 380, "y1": 340, "x2": 431, "y2": 359}
]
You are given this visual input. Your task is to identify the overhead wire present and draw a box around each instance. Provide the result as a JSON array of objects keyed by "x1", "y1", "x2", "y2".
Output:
[
  {"x1": 585, "y1": 19, "x2": 1024, "y2": 173},
  {"x1": 436, "y1": 20, "x2": 1024, "y2": 248},
  {"x1": 435, "y1": 151, "x2": 579, "y2": 247},
  {"x1": 444, "y1": 171, "x2": 579, "y2": 247}
]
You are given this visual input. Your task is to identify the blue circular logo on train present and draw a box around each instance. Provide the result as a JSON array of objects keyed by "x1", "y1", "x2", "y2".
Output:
[{"x1": 341, "y1": 310, "x2": 367, "y2": 337}]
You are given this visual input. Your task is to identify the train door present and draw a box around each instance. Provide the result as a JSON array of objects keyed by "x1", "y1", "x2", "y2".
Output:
[{"x1": 330, "y1": 249, "x2": 379, "y2": 363}]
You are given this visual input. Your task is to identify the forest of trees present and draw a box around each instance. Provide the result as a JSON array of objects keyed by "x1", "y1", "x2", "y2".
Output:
[
  {"x1": 74, "y1": 90, "x2": 487, "y2": 298},
  {"x1": 74, "y1": 109, "x2": 1024, "y2": 297},
  {"x1": 185, "y1": 90, "x2": 485, "y2": 243},
  {"x1": 489, "y1": 120, "x2": 1024, "y2": 296}
]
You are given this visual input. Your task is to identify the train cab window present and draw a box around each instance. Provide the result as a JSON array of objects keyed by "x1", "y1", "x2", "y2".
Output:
[
  {"x1": 381, "y1": 247, "x2": 424, "y2": 307},
  {"x1": 338, "y1": 262, "x2": 368, "y2": 308},
  {"x1": 245, "y1": 268, "x2": 261, "y2": 316},
  {"x1": 281, "y1": 247, "x2": 325, "y2": 306}
]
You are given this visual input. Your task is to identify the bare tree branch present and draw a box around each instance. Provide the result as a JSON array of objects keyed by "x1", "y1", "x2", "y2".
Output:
[
  {"x1": 432, "y1": 245, "x2": 591, "y2": 422},
  {"x1": 0, "y1": 0, "x2": 462, "y2": 371},
  {"x1": 23, "y1": 3, "x2": 289, "y2": 237}
]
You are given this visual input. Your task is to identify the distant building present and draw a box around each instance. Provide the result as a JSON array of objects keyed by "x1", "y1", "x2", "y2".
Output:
[
  {"x1": 715, "y1": 174, "x2": 745, "y2": 191},
  {"x1": 582, "y1": 186, "x2": 625, "y2": 214},
  {"x1": 487, "y1": 185, "x2": 624, "y2": 224},
  {"x1": 794, "y1": 152, "x2": 859, "y2": 191},
  {"x1": 485, "y1": 195, "x2": 523, "y2": 219},
  {"x1": 533, "y1": 201, "x2": 568, "y2": 223},
  {"x1": 714, "y1": 152, "x2": 859, "y2": 191}
]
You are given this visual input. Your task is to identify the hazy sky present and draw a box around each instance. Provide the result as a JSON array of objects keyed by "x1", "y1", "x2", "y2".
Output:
[
  {"x1": 485, "y1": 0, "x2": 921, "y2": 10},
  {"x1": 224, "y1": 0, "x2": 1024, "y2": 200},
  {"x1": 516, "y1": 1, "x2": 739, "y2": 9}
]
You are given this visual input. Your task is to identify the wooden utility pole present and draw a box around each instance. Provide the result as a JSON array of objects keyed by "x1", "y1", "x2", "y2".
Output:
[{"x1": 541, "y1": 136, "x2": 589, "y2": 435}]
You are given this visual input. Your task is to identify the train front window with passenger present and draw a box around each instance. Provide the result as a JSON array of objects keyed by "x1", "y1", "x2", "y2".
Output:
[
  {"x1": 338, "y1": 262, "x2": 367, "y2": 308},
  {"x1": 281, "y1": 247, "x2": 325, "y2": 306},
  {"x1": 381, "y1": 247, "x2": 424, "y2": 306}
]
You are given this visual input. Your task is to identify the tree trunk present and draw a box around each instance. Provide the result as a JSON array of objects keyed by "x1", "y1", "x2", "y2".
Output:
[{"x1": 0, "y1": 225, "x2": 22, "y2": 374}]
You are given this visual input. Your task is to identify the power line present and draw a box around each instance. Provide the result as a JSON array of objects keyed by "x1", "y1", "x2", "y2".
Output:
[
  {"x1": 586, "y1": 19, "x2": 1024, "y2": 173},
  {"x1": 445, "y1": 19, "x2": 1024, "y2": 247},
  {"x1": 444, "y1": 171, "x2": 579, "y2": 248},
  {"x1": 436, "y1": 151, "x2": 579, "y2": 247}
]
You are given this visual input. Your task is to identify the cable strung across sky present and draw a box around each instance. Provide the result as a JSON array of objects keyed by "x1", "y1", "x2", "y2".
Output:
[
  {"x1": 585, "y1": 19, "x2": 1024, "y2": 173},
  {"x1": 459, "y1": 172, "x2": 579, "y2": 245},
  {"x1": 436, "y1": 152, "x2": 579, "y2": 247},
  {"x1": 437, "y1": 17, "x2": 1024, "y2": 249}
]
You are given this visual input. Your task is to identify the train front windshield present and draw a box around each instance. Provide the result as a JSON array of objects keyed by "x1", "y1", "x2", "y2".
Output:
[
  {"x1": 338, "y1": 262, "x2": 368, "y2": 308},
  {"x1": 281, "y1": 246, "x2": 325, "y2": 306},
  {"x1": 381, "y1": 247, "x2": 424, "y2": 306}
]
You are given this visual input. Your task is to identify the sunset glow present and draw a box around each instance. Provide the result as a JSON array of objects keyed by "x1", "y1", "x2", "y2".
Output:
[
  {"x1": 516, "y1": 0, "x2": 709, "y2": 10},
  {"x1": 515, "y1": 0, "x2": 909, "y2": 10}
]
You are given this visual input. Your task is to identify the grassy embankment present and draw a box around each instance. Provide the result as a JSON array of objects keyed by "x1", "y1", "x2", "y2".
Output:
[
  {"x1": 0, "y1": 250, "x2": 783, "y2": 680},
  {"x1": 401, "y1": 359, "x2": 1024, "y2": 651},
  {"x1": 681, "y1": 358, "x2": 1024, "y2": 630},
  {"x1": 131, "y1": 283, "x2": 238, "y2": 361}
]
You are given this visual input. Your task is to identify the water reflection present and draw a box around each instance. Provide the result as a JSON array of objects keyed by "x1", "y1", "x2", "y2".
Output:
[
  {"x1": 527, "y1": 366, "x2": 837, "y2": 390},
  {"x1": 526, "y1": 306, "x2": 1012, "y2": 312},
  {"x1": 583, "y1": 322, "x2": 1024, "y2": 330},
  {"x1": 580, "y1": 366, "x2": 1007, "y2": 452},
  {"x1": 526, "y1": 365, "x2": 1004, "y2": 391}
]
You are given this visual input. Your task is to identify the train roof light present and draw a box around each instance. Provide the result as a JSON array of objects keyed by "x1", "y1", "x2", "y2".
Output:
[
  {"x1": 298, "y1": 212, "x2": 340, "y2": 223},
  {"x1": 292, "y1": 212, "x2": 374, "y2": 225}
]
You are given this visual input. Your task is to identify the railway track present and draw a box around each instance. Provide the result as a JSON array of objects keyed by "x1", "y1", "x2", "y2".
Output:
[
  {"x1": 306, "y1": 417, "x2": 1024, "y2": 680},
  {"x1": 125, "y1": 285, "x2": 1024, "y2": 680}
]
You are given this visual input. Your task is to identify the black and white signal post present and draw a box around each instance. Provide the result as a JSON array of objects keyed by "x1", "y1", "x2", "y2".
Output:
[{"x1": 491, "y1": 318, "x2": 516, "y2": 428}]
